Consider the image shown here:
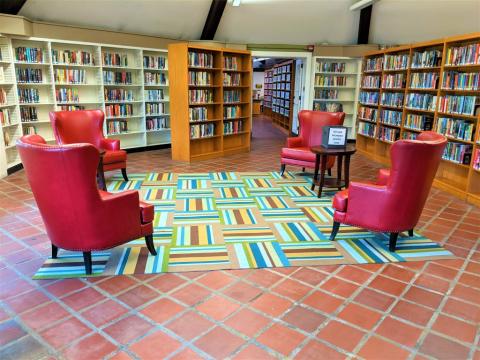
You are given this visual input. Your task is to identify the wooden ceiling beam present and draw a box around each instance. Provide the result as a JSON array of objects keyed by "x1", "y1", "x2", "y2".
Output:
[
  {"x1": 357, "y1": 4, "x2": 373, "y2": 44},
  {"x1": 200, "y1": 0, "x2": 227, "y2": 40}
]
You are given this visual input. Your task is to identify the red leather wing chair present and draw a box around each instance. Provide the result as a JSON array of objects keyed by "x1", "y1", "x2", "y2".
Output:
[
  {"x1": 16, "y1": 134, "x2": 155, "y2": 275},
  {"x1": 50, "y1": 109, "x2": 129, "y2": 181},
  {"x1": 330, "y1": 131, "x2": 447, "y2": 251},
  {"x1": 280, "y1": 110, "x2": 345, "y2": 175}
]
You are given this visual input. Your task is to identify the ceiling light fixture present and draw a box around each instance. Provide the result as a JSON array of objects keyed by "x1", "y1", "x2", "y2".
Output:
[
  {"x1": 232, "y1": 0, "x2": 241, "y2": 7},
  {"x1": 349, "y1": 0, "x2": 377, "y2": 11}
]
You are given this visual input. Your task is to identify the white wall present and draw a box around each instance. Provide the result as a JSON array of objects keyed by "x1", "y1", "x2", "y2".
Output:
[{"x1": 253, "y1": 71, "x2": 265, "y2": 98}]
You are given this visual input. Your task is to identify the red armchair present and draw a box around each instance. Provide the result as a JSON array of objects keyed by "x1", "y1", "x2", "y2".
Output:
[
  {"x1": 330, "y1": 131, "x2": 447, "y2": 251},
  {"x1": 280, "y1": 110, "x2": 345, "y2": 175},
  {"x1": 16, "y1": 134, "x2": 155, "y2": 274},
  {"x1": 50, "y1": 109, "x2": 129, "y2": 181}
]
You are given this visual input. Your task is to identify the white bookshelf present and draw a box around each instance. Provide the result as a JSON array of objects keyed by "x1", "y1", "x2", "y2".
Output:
[
  {"x1": 312, "y1": 56, "x2": 361, "y2": 139},
  {"x1": 0, "y1": 36, "x2": 170, "y2": 175}
]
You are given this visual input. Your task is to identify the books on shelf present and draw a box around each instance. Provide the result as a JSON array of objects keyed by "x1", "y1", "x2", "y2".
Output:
[
  {"x1": 224, "y1": 105, "x2": 240, "y2": 119},
  {"x1": 358, "y1": 121, "x2": 376, "y2": 137},
  {"x1": 382, "y1": 73, "x2": 405, "y2": 88},
  {"x1": 442, "y1": 142, "x2": 472, "y2": 165},
  {"x1": 445, "y1": 43, "x2": 480, "y2": 66},
  {"x1": 3, "y1": 130, "x2": 11, "y2": 146},
  {"x1": 189, "y1": 107, "x2": 207, "y2": 121},
  {"x1": 313, "y1": 102, "x2": 343, "y2": 112},
  {"x1": 143, "y1": 55, "x2": 166, "y2": 69},
  {"x1": 224, "y1": 90, "x2": 241, "y2": 103},
  {"x1": 188, "y1": 51, "x2": 213, "y2": 68},
  {"x1": 20, "y1": 107, "x2": 38, "y2": 122},
  {"x1": 54, "y1": 69, "x2": 86, "y2": 84},
  {"x1": 436, "y1": 117, "x2": 475, "y2": 141},
  {"x1": 377, "y1": 126, "x2": 399, "y2": 142},
  {"x1": 105, "y1": 103, "x2": 133, "y2": 117},
  {"x1": 402, "y1": 131, "x2": 418, "y2": 140},
  {"x1": 103, "y1": 70, "x2": 132, "y2": 85},
  {"x1": 145, "y1": 103, "x2": 165, "y2": 115},
  {"x1": 189, "y1": 89, "x2": 213, "y2": 104},
  {"x1": 404, "y1": 113, "x2": 433, "y2": 131},
  {"x1": 107, "y1": 120, "x2": 128, "y2": 134},
  {"x1": 315, "y1": 89, "x2": 338, "y2": 100},
  {"x1": 189, "y1": 71, "x2": 211, "y2": 86},
  {"x1": 56, "y1": 87, "x2": 79, "y2": 103},
  {"x1": 144, "y1": 72, "x2": 166, "y2": 85},
  {"x1": 145, "y1": 89, "x2": 165, "y2": 101},
  {"x1": 16, "y1": 68, "x2": 43, "y2": 83},
  {"x1": 60, "y1": 105, "x2": 85, "y2": 111},
  {"x1": 23, "y1": 125, "x2": 36, "y2": 135},
  {"x1": 437, "y1": 95, "x2": 477, "y2": 116},
  {"x1": 223, "y1": 56, "x2": 238, "y2": 70},
  {"x1": 316, "y1": 62, "x2": 346, "y2": 73},
  {"x1": 359, "y1": 91, "x2": 379, "y2": 105},
  {"x1": 473, "y1": 149, "x2": 480, "y2": 170},
  {"x1": 15, "y1": 47, "x2": 44, "y2": 63},
  {"x1": 381, "y1": 92, "x2": 404, "y2": 108},
  {"x1": 0, "y1": 88, "x2": 7, "y2": 105},
  {"x1": 409, "y1": 72, "x2": 438, "y2": 89},
  {"x1": 52, "y1": 49, "x2": 94, "y2": 65},
  {"x1": 405, "y1": 93, "x2": 437, "y2": 111},
  {"x1": 223, "y1": 72, "x2": 240, "y2": 86},
  {"x1": 315, "y1": 75, "x2": 346, "y2": 87},
  {"x1": 146, "y1": 117, "x2": 168, "y2": 131},
  {"x1": 18, "y1": 88, "x2": 40, "y2": 103},
  {"x1": 362, "y1": 75, "x2": 380, "y2": 88},
  {"x1": 384, "y1": 54, "x2": 409, "y2": 70},
  {"x1": 365, "y1": 57, "x2": 383, "y2": 72},
  {"x1": 411, "y1": 50, "x2": 442, "y2": 68},
  {"x1": 224, "y1": 120, "x2": 243, "y2": 135},
  {"x1": 358, "y1": 106, "x2": 377, "y2": 121},
  {"x1": 441, "y1": 71, "x2": 480, "y2": 90},
  {"x1": 190, "y1": 123, "x2": 214, "y2": 139},
  {"x1": 0, "y1": 109, "x2": 11, "y2": 126},
  {"x1": 380, "y1": 109, "x2": 402, "y2": 126},
  {"x1": 104, "y1": 88, "x2": 134, "y2": 102},
  {"x1": 102, "y1": 52, "x2": 128, "y2": 67}
]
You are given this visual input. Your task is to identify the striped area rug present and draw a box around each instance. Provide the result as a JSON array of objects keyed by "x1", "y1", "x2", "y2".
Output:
[{"x1": 33, "y1": 171, "x2": 455, "y2": 279}]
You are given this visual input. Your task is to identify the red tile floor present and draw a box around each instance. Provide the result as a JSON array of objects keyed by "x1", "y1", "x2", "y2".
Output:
[{"x1": 1, "y1": 115, "x2": 479, "y2": 359}]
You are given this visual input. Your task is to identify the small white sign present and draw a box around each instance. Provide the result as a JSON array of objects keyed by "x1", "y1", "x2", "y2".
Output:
[{"x1": 328, "y1": 128, "x2": 347, "y2": 145}]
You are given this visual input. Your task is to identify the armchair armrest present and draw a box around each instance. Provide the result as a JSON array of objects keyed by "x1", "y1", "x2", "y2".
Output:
[
  {"x1": 286, "y1": 136, "x2": 303, "y2": 148},
  {"x1": 100, "y1": 138, "x2": 120, "y2": 151},
  {"x1": 376, "y1": 168, "x2": 391, "y2": 186},
  {"x1": 100, "y1": 190, "x2": 142, "y2": 227}
]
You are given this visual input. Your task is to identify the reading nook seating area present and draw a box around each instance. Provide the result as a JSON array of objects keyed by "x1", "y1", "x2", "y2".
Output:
[{"x1": 0, "y1": 1, "x2": 479, "y2": 360}]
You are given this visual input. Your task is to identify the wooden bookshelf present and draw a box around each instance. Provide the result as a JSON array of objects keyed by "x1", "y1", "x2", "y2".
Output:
[
  {"x1": 263, "y1": 68, "x2": 273, "y2": 116},
  {"x1": 168, "y1": 43, "x2": 252, "y2": 161},
  {"x1": 270, "y1": 60, "x2": 295, "y2": 133},
  {"x1": 0, "y1": 35, "x2": 171, "y2": 175},
  {"x1": 356, "y1": 32, "x2": 480, "y2": 206},
  {"x1": 312, "y1": 56, "x2": 361, "y2": 139}
]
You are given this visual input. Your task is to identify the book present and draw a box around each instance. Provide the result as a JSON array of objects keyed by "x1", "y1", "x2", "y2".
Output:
[
  {"x1": 52, "y1": 49, "x2": 94, "y2": 65},
  {"x1": 56, "y1": 87, "x2": 79, "y2": 103},
  {"x1": 189, "y1": 71, "x2": 211, "y2": 86},
  {"x1": 380, "y1": 109, "x2": 402, "y2": 126},
  {"x1": 104, "y1": 88, "x2": 134, "y2": 102},
  {"x1": 20, "y1": 107, "x2": 38, "y2": 122},
  {"x1": 15, "y1": 47, "x2": 44, "y2": 63},
  {"x1": 409, "y1": 72, "x2": 438, "y2": 89},
  {"x1": 102, "y1": 52, "x2": 128, "y2": 67},
  {"x1": 143, "y1": 55, "x2": 166, "y2": 69},
  {"x1": 436, "y1": 117, "x2": 475, "y2": 141},
  {"x1": 438, "y1": 95, "x2": 477, "y2": 116},
  {"x1": 188, "y1": 51, "x2": 213, "y2": 68},
  {"x1": 16, "y1": 68, "x2": 43, "y2": 83},
  {"x1": 146, "y1": 117, "x2": 168, "y2": 130},
  {"x1": 105, "y1": 103, "x2": 133, "y2": 117},
  {"x1": 359, "y1": 91, "x2": 379, "y2": 105},
  {"x1": 442, "y1": 71, "x2": 480, "y2": 90},
  {"x1": 362, "y1": 75, "x2": 380, "y2": 88},
  {"x1": 384, "y1": 54, "x2": 409, "y2": 70},
  {"x1": 189, "y1": 107, "x2": 207, "y2": 121},
  {"x1": 358, "y1": 106, "x2": 377, "y2": 121},
  {"x1": 316, "y1": 62, "x2": 346, "y2": 73},
  {"x1": 445, "y1": 43, "x2": 480, "y2": 66},
  {"x1": 381, "y1": 92, "x2": 404, "y2": 108},
  {"x1": 358, "y1": 121, "x2": 376, "y2": 137},
  {"x1": 54, "y1": 69, "x2": 86, "y2": 84},
  {"x1": 365, "y1": 57, "x2": 383, "y2": 72},
  {"x1": 103, "y1": 70, "x2": 132, "y2": 84},
  {"x1": 404, "y1": 113, "x2": 433, "y2": 131},
  {"x1": 411, "y1": 50, "x2": 442, "y2": 68}
]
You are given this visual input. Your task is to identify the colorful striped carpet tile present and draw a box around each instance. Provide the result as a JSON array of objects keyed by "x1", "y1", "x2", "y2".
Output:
[
  {"x1": 215, "y1": 198, "x2": 256, "y2": 209},
  {"x1": 210, "y1": 180, "x2": 245, "y2": 188},
  {"x1": 153, "y1": 210, "x2": 171, "y2": 227},
  {"x1": 183, "y1": 198, "x2": 215, "y2": 211},
  {"x1": 239, "y1": 172, "x2": 274, "y2": 179},
  {"x1": 221, "y1": 208, "x2": 257, "y2": 225},
  {"x1": 174, "y1": 225, "x2": 216, "y2": 246},
  {"x1": 255, "y1": 196, "x2": 289, "y2": 209},
  {"x1": 115, "y1": 246, "x2": 168, "y2": 275},
  {"x1": 223, "y1": 227, "x2": 276, "y2": 243},
  {"x1": 173, "y1": 210, "x2": 221, "y2": 225},
  {"x1": 107, "y1": 180, "x2": 142, "y2": 192},
  {"x1": 275, "y1": 222, "x2": 328, "y2": 242},
  {"x1": 337, "y1": 238, "x2": 404, "y2": 264},
  {"x1": 302, "y1": 207, "x2": 331, "y2": 224},
  {"x1": 143, "y1": 188, "x2": 175, "y2": 201},
  {"x1": 177, "y1": 173, "x2": 212, "y2": 180},
  {"x1": 177, "y1": 179, "x2": 209, "y2": 190},
  {"x1": 282, "y1": 185, "x2": 316, "y2": 197},
  {"x1": 377, "y1": 234, "x2": 453, "y2": 259},
  {"x1": 260, "y1": 208, "x2": 309, "y2": 222},
  {"x1": 270, "y1": 170, "x2": 297, "y2": 179},
  {"x1": 233, "y1": 242, "x2": 290, "y2": 269},
  {"x1": 218, "y1": 187, "x2": 249, "y2": 198},
  {"x1": 316, "y1": 225, "x2": 377, "y2": 239},
  {"x1": 290, "y1": 196, "x2": 331, "y2": 207},
  {"x1": 211, "y1": 172, "x2": 238, "y2": 180},
  {"x1": 247, "y1": 187, "x2": 286, "y2": 197},
  {"x1": 33, "y1": 253, "x2": 110, "y2": 279},
  {"x1": 168, "y1": 245, "x2": 230, "y2": 267},
  {"x1": 244, "y1": 178, "x2": 274, "y2": 188},
  {"x1": 152, "y1": 227, "x2": 173, "y2": 244},
  {"x1": 175, "y1": 189, "x2": 214, "y2": 199},
  {"x1": 145, "y1": 172, "x2": 174, "y2": 181},
  {"x1": 280, "y1": 242, "x2": 344, "y2": 263}
]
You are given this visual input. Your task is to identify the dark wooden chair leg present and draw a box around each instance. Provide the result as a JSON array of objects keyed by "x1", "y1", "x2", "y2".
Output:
[
  {"x1": 408, "y1": 229, "x2": 414, "y2": 237},
  {"x1": 52, "y1": 244, "x2": 58, "y2": 259},
  {"x1": 389, "y1": 233, "x2": 399, "y2": 252},
  {"x1": 302, "y1": 167, "x2": 305, "y2": 172},
  {"x1": 327, "y1": 168, "x2": 332, "y2": 176},
  {"x1": 280, "y1": 164, "x2": 286, "y2": 176},
  {"x1": 145, "y1": 234, "x2": 157, "y2": 256},
  {"x1": 121, "y1": 168, "x2": 129, "y2": 182},
  {"x1": 330, "y1": 221, "x2": 340, "y2": 241},
  {"x1": 83, "y1": 251, "x2": 92, "y2": 275}
]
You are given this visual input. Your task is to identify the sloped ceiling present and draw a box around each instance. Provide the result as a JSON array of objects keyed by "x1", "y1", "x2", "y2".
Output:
[{"x1": 17, "y1": 0, "x2": 480, "y2": 45}]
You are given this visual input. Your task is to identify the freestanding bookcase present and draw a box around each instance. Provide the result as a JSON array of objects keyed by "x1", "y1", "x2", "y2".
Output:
[
  {"x1": 168, "y1": 43, "x2": 252, "y2": 161},
  {"x1": 356, "y1": 32, "x2": 480, "y2": 206}
]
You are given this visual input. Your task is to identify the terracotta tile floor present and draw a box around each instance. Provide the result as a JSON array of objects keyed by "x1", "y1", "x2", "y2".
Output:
[{"x1": 1, "y1": 115, "x2": 479, "y2": 360}]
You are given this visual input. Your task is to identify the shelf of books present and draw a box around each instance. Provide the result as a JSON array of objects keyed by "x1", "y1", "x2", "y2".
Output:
[
  {"x1": 263, "y1": 69, "x2": 273, "y2": 116},
  {"x1": 270, "y1": 60, "x2": 295, "y2": 133},
  {"x1": 313, "y1": 56, "x2": 361, "y2": 139},
  {"x1": 356, "y1": 33, "x2": 480, "y2": 206},
  {"x1": 168, "y1": 43, "x2": 251, "y2": 161},
  {"x1": 0, "y1": 36, "x2": 171, "y2": 174}
]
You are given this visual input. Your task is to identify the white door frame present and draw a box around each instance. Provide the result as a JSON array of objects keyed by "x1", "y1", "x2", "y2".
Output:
[{"x1": 251, "y1": 50, "x2": 313, "y2": 112}]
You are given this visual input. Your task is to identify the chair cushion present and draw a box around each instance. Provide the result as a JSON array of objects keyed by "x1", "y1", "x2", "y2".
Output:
[
  {"x1": 332, "y1": 189, "x2": 349, "y2": 212},
  {"x1": 139, "y1": 201, "x2": 154, "y2": 224},
  {"x1": 377, "y1": 168, "x2": 391, "y2": 185},
  {"x1": 103, "y1": 150, "x2": 127, "y2": 164},
  {"x1": 281, "y1": 147, "x2": 316, "y2": 162}
]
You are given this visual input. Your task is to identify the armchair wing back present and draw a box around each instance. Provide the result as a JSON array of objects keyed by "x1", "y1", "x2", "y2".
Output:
[{"x1": 280, "y1": 110, "x2": 345, "y2": 173}]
